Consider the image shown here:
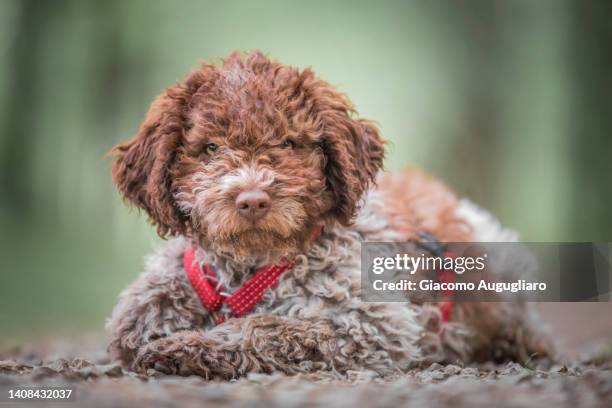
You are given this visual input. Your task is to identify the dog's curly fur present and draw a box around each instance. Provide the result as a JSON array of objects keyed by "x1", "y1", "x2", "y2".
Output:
[{"x1": 107, "y1": 51, "x2": 553, "y2": 379}]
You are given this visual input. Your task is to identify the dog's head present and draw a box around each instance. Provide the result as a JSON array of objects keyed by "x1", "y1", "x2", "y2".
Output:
[{"x1": 111, "y1": 51, "x2": 384, "y2": 261}]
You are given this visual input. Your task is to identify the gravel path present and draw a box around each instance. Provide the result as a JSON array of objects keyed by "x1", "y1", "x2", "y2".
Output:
[{"x1": 1, "y1": 343, "x2": 611, "y2": 408}]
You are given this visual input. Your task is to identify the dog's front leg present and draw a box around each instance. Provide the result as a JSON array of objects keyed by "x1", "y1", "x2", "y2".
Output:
[
  {"x1": 106, "y1": 259, "x2": 210, "y2": 367},
  {"x1": 131, "y1": 314, "x2": 338, "y2": 379}
]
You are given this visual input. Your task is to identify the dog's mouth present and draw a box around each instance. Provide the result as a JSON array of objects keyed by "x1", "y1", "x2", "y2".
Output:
[
  {"x1": 208, "y1": 229, "x2": 302, "y2": 263},
  {"x1": 237, "y1": 218, "x2": 275, "y2": 231},
  {"x1": 232, "y1": 200, "x2": 306, "y2": 238}
]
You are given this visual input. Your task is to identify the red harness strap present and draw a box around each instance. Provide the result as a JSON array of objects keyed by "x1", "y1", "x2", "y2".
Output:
[
  {"x1": 183, "y1": 247, "x2": 294, "y2": 324},
  {"x1": 437, "y1": 250, "x2": 457, "y2": 322},
  {"x1": 416, "y1": 232, "x2": 457, "y2": 323}
]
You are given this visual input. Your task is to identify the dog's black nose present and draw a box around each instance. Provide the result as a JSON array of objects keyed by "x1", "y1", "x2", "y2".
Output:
[{"x1": 236, "y1": 190, "x2": 271, "y2": 221}]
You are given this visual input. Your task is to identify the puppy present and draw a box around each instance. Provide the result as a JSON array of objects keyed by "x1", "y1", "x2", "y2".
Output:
[{"x1": 107, "y1": 51, "x2": 553, "y2": 379}]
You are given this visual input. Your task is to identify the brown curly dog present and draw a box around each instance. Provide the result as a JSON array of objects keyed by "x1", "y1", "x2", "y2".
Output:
[{"x1": 106, "y1": 51, "x2": 554, "y2": 379}]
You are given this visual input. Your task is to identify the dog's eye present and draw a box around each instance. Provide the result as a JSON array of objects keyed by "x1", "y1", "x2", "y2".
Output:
[
  {"x1": 204, "y1": 143, "x2": 219, "y2": 155},
  {"x1": 280, "y1": 140, "x2": 295, "y2": 149}
]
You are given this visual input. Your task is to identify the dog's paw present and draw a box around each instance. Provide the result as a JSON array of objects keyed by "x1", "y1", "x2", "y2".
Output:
[
  {"x1": 131, "y1": 337, "x2": 182, "y2": 375},
  {"x1": 244, "y1": 315, "x2": 337, "y2": 370},
  {"x1": 131, "y1": 333, "x2": 212, "y2": 378}
]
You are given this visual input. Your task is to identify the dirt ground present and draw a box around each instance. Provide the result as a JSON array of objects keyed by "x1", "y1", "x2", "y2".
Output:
[{"x1": 1, "y1": 303, "x2": 611, "y2": 408}]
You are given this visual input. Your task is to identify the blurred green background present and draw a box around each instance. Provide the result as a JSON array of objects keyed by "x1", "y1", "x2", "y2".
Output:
[{"x1": 1, "y1": 0, "x2": 611, "y2": 341}]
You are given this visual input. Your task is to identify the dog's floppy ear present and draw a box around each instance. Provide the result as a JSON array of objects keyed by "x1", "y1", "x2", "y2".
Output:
[
  {"x1": 110, "y1": 72, "x2": 203, "y2": 237},
  {"x1": 321, "y1": 98, "x2": 385, "y2": 225}
]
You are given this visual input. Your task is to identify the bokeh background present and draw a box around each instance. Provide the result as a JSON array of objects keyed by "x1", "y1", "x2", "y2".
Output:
[{"x1": 1, "y1": 0, "x2": 611, "y2": 343}]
